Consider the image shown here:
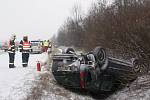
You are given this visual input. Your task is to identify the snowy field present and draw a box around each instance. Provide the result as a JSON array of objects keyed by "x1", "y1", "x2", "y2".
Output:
[{"x1": 0, "y1": 51, "x2": 48, "y2": 100}]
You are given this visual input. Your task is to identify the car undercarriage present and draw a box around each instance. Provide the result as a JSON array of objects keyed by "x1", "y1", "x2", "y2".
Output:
[{"x1": 52, "y1": 47, "x2": 138, "y2": 93}]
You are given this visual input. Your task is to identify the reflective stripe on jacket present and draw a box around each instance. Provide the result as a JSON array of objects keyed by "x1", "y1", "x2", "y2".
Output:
[
  {"x1": 23, "y1": 41, "x2": 31, "y2": 50},
  {"x1": 8, "y1": 40, "x2": 15, "y2": 53},
  {"x1": 19, "y1": 40, "x2": 31, "y2": 53}
]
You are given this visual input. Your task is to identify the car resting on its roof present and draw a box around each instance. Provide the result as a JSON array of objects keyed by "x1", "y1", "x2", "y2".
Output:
[{"x1": 52, "y1": 47, "x2": 138, "y2": 93}]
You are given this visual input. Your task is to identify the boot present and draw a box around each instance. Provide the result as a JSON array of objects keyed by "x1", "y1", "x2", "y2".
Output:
[
  {"x1": 9, "y1": 65, "x2": 16, "y2": 68},
  {"x1": 23, "y1": 64, "x2": 28, "y2": 67}
]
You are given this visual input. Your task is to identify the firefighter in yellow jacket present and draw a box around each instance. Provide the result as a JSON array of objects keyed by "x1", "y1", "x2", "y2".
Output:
[
  {"x1": 43, "y1": 40, "x2": 49, "y2": 52},
  {"x1": 19, "y1": 36, "x2": 31, "y2": 67},
  {"x1": 8, "y1": 34, "x2": 16, "y2": 68}
]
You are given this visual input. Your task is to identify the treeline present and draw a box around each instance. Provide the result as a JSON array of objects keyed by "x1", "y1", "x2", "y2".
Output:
[{"x1": 55, "y1": 0, "x2": 150, "y2": 61}]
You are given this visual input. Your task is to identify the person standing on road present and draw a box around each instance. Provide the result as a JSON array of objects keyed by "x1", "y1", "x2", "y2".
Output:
[
  {"x1": 43, "y1": 40, "x2": 49, "y2": 52},
  {"x1": 19, "y1": 35, "x2": 31, "y2": 67},
  {"x1": 8, "y1": 34, "x2": 16, "y2": 68}
]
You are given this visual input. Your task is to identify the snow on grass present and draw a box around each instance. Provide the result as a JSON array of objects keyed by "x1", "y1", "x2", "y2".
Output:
[
  {"x1": 26, "y1": 71, "x2": 94, "y2": 100},
  {"x1": 106, "y1": 75, "x2": 150, "y2": 100}
]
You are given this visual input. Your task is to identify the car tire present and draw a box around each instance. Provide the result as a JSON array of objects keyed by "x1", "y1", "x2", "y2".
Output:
[
  {"x1": 93, "y1": 46, "x2": 106, "y2": 65},
  {"x1": 132, "y1": 58, "x2": 140, "y2": 73}
]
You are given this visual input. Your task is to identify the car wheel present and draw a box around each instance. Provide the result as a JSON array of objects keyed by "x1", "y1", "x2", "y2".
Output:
[
  {"x1": 93, "y1": 46, "x2": 106, "y2": 65},
  {"x1": 132, "y1": 58, "x2": 140, "y2": 73}
]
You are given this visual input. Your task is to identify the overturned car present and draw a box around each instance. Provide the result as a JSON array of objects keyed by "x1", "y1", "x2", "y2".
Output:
[{"x1": 52, "y1": 47, "x2": 138, "y2": 92}]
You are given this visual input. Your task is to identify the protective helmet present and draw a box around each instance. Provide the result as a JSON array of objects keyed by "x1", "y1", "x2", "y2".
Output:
[
  {"x1": 10, "y1": 33, "x2": 16, "y2": 40},
  {"x1": 23, "y1": 35, "x2": 28, "y2": 41}
]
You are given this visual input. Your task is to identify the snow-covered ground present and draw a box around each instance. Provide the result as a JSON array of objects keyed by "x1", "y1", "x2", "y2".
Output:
[
  {"x1": 106, "y1": 74, "x2": 150, "y2": 100},
  {"x1": 0, "y1": 51, "x2": 48, "y2": 100}
]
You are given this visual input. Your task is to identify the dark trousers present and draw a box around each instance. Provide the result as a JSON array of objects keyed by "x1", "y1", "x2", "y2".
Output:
[
  {"x1": 9, "y1": 53, "x2": 15, "y2": 68},
  {"x1": 43, "y1": 46, "x2": 48, "y2": 52},
  {"x1": 22, "y1": 53, "x2": 29, "y2": 67}
]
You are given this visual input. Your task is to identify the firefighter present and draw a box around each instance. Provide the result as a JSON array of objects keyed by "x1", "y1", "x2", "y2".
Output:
[
  {"x1": 19, "y1": 35, "x2": 31, "y2": 67},
  {"x1": 8, "y1": 34, "x2": 16, "y2": 68},
  {"x1": 43, "y1": 40, "x2": 49, "y2": 52}
]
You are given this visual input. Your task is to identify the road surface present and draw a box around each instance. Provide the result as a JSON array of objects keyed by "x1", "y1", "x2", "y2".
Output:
[{"x1": 0, "y1": 51, "x2": 47, "y2": 100}]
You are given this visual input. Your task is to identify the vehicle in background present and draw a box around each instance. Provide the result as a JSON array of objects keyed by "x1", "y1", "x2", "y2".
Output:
[
  {"x1": 2, "y1": 41, "x2": 8, "y2": 52},
  {"x1": 30, "y1": 40, "x2": 43, "y2": 54}
]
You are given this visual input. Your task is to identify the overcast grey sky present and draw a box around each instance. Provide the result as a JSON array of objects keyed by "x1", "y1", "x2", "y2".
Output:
[{"x1": 0, "y1": 0, "x2": 97, "y2": 41}]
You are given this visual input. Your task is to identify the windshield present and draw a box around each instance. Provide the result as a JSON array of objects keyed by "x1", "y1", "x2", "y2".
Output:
[
  {"x1": 31, "y1": 43, "x2": 39, "y2": 46},
  {"x1": 31, "y1": 41, "x2": 42, "y2": 46}
]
